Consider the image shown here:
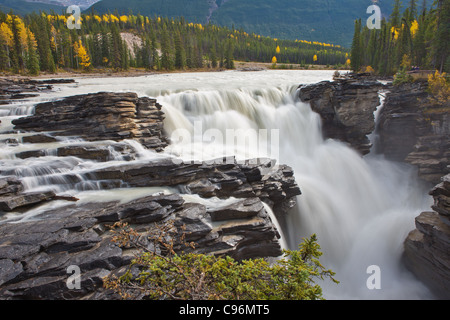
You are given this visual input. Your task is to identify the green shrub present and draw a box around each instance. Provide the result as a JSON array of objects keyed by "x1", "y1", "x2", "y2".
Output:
[{"x1": 103, "y1": 221, "x2": 339, "y2": 300}]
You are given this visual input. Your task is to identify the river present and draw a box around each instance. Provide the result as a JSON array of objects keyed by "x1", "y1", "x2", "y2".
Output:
[{"x1": 0, "y1": 70, "x2": 435, "y2": 299}]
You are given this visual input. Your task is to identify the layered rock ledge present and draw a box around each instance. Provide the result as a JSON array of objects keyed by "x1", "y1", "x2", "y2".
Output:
[
  {"x1": 12, "y1": 92, "x2": 169, "y2": 152},
  {"x1": 0, "y1": 88, "x2": 302, "y2": 300},
  {"x1": 299, "y1": 75, "x2": 383, "y2": 155},
  {"x1": 376, "y1": 81, "x2": 450, "y2": 185},
  {"x1": 0, "y1": 157, "x2": 300, "y2": 300},
  {"x1": 375, "y1": 81, "x2": 449, "y2": 298}
]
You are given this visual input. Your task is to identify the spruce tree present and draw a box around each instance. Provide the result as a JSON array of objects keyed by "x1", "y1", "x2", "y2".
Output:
[
  {"x1": 391, "y1": 0, "x2": 403, "y2": 27},
  {"x1": 110, "y1": 24, "x2": 123, "y2": 70},
  {"x1": 434, "y1": 0, "x2": 449, "y2": 72},
  {"x1": 160, "y1": 27, "x2": 173, "y2": 70},
  {"x1": 174, "y1": 31, "x2": 186, "y2": 69},
  {"x1": 408, "y1": 0, "x2": 418, "y2": 21},
  {"x1": 210, "y1": 44, "x2": 218, "y2": 68},
  {"x1": 9, "y1": 15, "x2": 23, "y2": 73},
  {"x1": 224, "y1": 39, "x2": 234, "y2": 69},
  {"x1": 350, "y1": 19, "x2": 362, "y2": 72},
  {"x1": 26, "y1": 29, "x2": 39, "y2": 75}
]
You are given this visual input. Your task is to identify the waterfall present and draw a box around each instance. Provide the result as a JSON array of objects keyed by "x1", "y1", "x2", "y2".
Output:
[
  {"x1": 157, "y1": 79, "x2": 434, "y2": 299},
  {"x1": 0, "y1": 71, "x2": 435, "y2": 298}
]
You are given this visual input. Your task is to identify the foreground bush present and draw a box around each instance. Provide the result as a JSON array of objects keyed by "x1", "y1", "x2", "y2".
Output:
[{"x1": 103, "y1": 221, "x2": 339, "y2": 300}]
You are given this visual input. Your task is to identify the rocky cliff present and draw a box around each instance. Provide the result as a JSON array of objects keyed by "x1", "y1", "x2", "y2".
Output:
[
  {"x1": 403, "y1": 174, "x2": 450, "y2": 299},
  {"x1": 376, "y1": 81, "x2": 450, "y2": 299},
  {"x1": 299, "y1": 75, "x2": 450, "y2": 299},
  {"x1": 376, "y1": 81, "x2": 450, "y2": 185},
  {"x1": 299, "y1": 75, "x2": 383, "y2": 155}
]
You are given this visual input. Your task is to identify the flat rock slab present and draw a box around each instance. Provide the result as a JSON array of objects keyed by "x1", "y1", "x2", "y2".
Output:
[
  {"x1": 0, "y1": 191, "x2": 56, "y2": 212},
  {"x1": 209, "y1": 197, "x2": 264, "y2": 221}
]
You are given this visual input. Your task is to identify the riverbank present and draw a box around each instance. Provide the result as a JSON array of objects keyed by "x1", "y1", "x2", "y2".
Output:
[{"x1": 0, "y1": 62, "x2": 349, "y2": 81}]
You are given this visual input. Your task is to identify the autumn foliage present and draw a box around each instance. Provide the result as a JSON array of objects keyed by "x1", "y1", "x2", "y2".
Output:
[{"x1": 0, "y1": 8, "x2": 349, "y2": 75}]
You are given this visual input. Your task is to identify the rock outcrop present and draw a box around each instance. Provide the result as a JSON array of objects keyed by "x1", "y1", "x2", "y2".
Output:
[
  {"x1": 376, "y1": 81, "x2": 450, "y2": 185},
  {"x1": 0, "y1": 78, "x2": 75, "y2": 105},
  {"x1": 0, "y1": 158, "x2": 301, "y2": 300},
  {"x1": 0, "y1": 177, "x2": 56, "y2": 212},
  {"x1": 404, "y1": 174, "x2": 450, "y2": 299},
  {"x1": 12, "y1": 92, "x2": 169, "y2": 152},
  {"x1": 1, "y1": 88, "x2": 302, "y2": 300},
  {"x1": 299, "y1": 75, "x2": 383, "y2": 155},
  {"x1": 376, "y1": 81, "x2": 450, "y2": 299}
]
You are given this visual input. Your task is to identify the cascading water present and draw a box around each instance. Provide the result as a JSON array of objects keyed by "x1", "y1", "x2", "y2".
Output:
[
  {"x1": 156, "y1": 73, "x2": 434, "y2": 299},
  {"x1": 0, "y1": 70, "x2": 435, "y2": 299}
]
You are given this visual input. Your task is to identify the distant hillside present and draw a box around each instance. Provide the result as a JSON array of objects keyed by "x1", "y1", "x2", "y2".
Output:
[
  {"x1": 0, "y1": 0, "x2": 64, "y2": 15},
  {"x1": 90, "y1": 0, "x2": 211, "y2": 25},
  {"x1": 90, "y1": 0, "x2": 400, "y2": 47}
]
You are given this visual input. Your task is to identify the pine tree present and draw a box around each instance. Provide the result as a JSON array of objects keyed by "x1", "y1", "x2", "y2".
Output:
[
  {"x1": 25, "y1": 29, "x2": 39, "y2": 75},
  {"x1": 9, "y1": 15, "x2": 25, "y2": 73},
  {"x1": 350, "y1": 19, "x2": 362, "y2": 72},
  {"x1": 224, "y1": 39, "x2": 234, "y2": 69},
  {"x1": 150, "y1": 27, "x2": 159, "y2": 70},
  {"x1": 210, "y1": 44, "x2": 218, "y2": 68},
  {"x1": 160, "y1": 27, "x2": 173, "y2": 70},
  {"x1": 174, "y1": 31, "x2": 186, "y2": 69},
  {"x1": 121, "y1": 40, "x2": 129, "y2": 70},
  {"x1": 110, "y1": 24, "x2": 123, "y2": 70},
  {"x1": 408, "y1": 0, "x2": 418, "y2": 21},
  {"x1": 32, "y1": 14, "x2": 55, "y2": 73},
  {"x1": 434, "y1": 0, "x2": 449, "y2": 72},
  {"x1": 101, "y1": 29, "x2": 111, "y2": 67},
  {"x1": 391, "y1": 0, "x2": 403, "y2": 27}
]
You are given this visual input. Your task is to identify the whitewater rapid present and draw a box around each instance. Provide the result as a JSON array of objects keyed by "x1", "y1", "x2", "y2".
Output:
[{"x1": 0, "y1": 70, "x2": 435, "y2": 299}]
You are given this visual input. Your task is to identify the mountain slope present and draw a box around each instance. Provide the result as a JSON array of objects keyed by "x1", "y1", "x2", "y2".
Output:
[
  {"x1": 0, "y1": 0, "x2": 64, "y2": 15},
  {"x1": 90, "y1": 0, "x2": 211, "y2": 25},
  {"x1": 210, "y1": 0, "x2": 396, "y2": 47},
  {"x1": 90, "y1": 0, "x2": 400, "y2": 47}
]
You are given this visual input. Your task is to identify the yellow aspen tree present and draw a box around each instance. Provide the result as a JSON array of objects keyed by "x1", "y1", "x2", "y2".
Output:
[
  {"x1": 0, "y1": 22, "x2": 13, "y2": 69},
  {"x1": 313, "y1": 54, "x2": 318, "y2": 63},
  {"x1": 75, "y1": 40, "x2": 91, "y2": 70},
  {"x1": 410, "y1": 20, "x2": 419, "y2": 38},
  {"x1": 276, "y1": 45, "x2": 280, "y2": 54}
]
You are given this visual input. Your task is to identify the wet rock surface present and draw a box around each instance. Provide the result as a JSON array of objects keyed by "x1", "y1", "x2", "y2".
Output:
[
  {"x1": 12, "y1": 92, "x2": 169, "y2": 152},
  {"x1": 376, "y1": 81, "x2": 450, "y2": 185},
  {"x1": 0, "y1": 85, "x2": 302, "y2": 299},
  {"x1": 404, "y1": 174, "x2": 450, "y2": 299},
  {"x1": 0, "y1": 158, "x2": 300, "y2": 300},
  {"x1": 299, "y1": 75, "x2": 383, "y2": 155}
]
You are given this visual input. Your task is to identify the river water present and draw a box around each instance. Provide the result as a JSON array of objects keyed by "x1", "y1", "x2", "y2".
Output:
[{"x1": 0, "y1": 70, "x2": 435, "y2": 299}]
